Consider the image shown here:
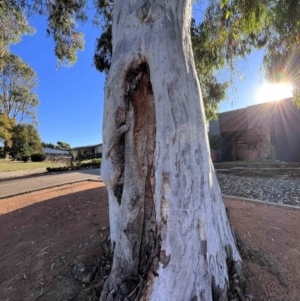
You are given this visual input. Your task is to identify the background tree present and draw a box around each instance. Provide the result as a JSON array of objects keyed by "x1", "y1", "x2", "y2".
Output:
[
  {"x1": 0, "y1": 0, "x2": 34, "y2": 65},
  {"x1": 261, "y1": 0, "x2": 300, "y2": 106},
  {"x1": 0, "y1": 113, "x2": 16, "y2": 157},
  {"x1": 1, "y1": 0, "x2": 87, "y2": 66},
  {"x1": 0, "y1": 53, "x2": 39, "y2": 123},
  {"x1": 42, "y1": 141, "x2": 71, "y2": 149},
  {"x1": 0, "y1": 114, "x2": 15, "y2": 146},
  {"x1": 9, "y1": 123, "x2": 42, "y2": 159},
  {"x1": 57, "y1": 141, "x2": 71, "y2": 149},
  {"x1": 92, "y1": 0, "x2": 267, "y2": 120},
  {"x1": 42, "y1": 142, "x2": 56, "y2": 149},
  {"x1": 200, "y1": 0, "x2": 300, "y2": 107}
]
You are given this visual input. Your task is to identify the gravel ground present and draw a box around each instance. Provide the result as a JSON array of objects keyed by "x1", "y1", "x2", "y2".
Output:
[
  {"x1": 0, "y1": 169, "x2": 101, "y2": 199},
  {"x1": 217, "y1": 173, "x2": 300, "y2": 206},
  {"x1": 2, "y1": 168, "x2": 299, "y2": 207}
]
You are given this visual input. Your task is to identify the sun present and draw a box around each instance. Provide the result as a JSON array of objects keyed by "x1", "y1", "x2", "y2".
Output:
[{"x1": 255, "y1": 83, "x2": 293, "y2": 104}]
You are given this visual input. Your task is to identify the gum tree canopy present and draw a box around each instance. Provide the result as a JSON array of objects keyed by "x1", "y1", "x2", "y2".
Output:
[{"x1": 100, "y1": 1, "x2": 243, "y2": 300}]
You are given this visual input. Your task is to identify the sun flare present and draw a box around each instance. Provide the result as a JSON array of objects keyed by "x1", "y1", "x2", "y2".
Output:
[{"x1": 255, "y1": 83, "x2": 293, "y2": 104}]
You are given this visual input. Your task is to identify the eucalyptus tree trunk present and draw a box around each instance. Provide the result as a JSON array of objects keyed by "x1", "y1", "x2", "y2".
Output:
[{"x1": 101, "y1": 0, "x2": 243, "y2": 300}]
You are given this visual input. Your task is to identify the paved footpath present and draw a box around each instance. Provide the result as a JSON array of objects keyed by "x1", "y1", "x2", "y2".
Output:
[{"x1": 0, "y1": 169, "x2": 101, "y2": 199}]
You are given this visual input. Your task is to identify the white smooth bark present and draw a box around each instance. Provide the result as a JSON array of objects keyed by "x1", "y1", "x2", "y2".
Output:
[{"x1": 101, "y1": 1, "x2": 242, "y2": 300}]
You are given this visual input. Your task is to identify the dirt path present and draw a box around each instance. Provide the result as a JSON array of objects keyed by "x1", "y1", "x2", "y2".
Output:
[{"x1": 0, "y1": 182, "x2": 299, "y2": 301}]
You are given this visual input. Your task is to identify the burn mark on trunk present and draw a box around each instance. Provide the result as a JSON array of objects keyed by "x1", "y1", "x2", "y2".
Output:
[
  {"x1": 127, "y1": 63, "x2": 157, "y2": 279},
  {"x1": 102, "y1": 61, "x2": 158, "y2": 300}
]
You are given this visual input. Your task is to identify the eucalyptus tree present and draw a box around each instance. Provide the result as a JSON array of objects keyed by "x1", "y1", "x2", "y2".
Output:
[
  {"x1": 0, "y1": 0, "x2": 33, "y2": 63},
  {"x1": 0, "y1": 53, "x2": 39, "y2": 123},
  {"x1": 99, "y1": 0, "x2": 245, "y2": 300}
]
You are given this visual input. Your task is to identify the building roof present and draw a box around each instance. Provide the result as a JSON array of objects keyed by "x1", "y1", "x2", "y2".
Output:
[
  {"x1": 43, "y1": 147, "x2": 70, "y2": 155},
  {"x1": 72, "y1": 143, "x2": 102, "y2": 150}
]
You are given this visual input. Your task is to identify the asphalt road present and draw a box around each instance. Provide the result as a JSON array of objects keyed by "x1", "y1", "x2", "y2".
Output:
[{"x1": 0, "y1": 169, "x2": 101, "y2": 199}]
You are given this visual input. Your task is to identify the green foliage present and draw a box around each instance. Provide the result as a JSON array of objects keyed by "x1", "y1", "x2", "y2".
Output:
[
  {"x1": 21, "y1": 145, "x2": 31, "y2": 162},
  {"x1": 69, "y1": 149, "x2": 78, "y2": 162},
  {"x1": 0, "y1": 53, "x2": 39, "y2": 123},
  {"x1": 0, "y1": 114, "x2": 15, "y2": 147},
  {"x1": 94, "y1": 24, "x2": 112, "y2": 73},
  {"x1": 46, "y1": 158, "x2": 101, "y2": 172},
  {"x1": 21, "y1": 155, "x2": 31, "y2": 162},
  {"x1": 81, "y1": 158, "x2": 101, "y2": 164},
  {"x1": 31, "y1": 152, "x2": 46, "y2": 162},
  {"x1": 208, "y1": 134, "x2": 221, "y2": 150},
  {"x1": 190, "y1": 0, "x2": 272, "y2": 119},
  {"x1": 2, "y1": 0, "x2": 87, "y2": 66},
  {"x1": 57, "y1": 140, "x2": 71, "y2": 149},
  {"x1": 191, "y1": 18, "x2": 229, "y2": 120},
  {"x1": 91, "y1": 1, "x2": 268, "y2": 120},
  {"x1": 80, "y1": 160, "x2": 101, "y2": 168},
  {"x1": 42, "y1": 142, "x2": 56, "y2": 149},
  {"x1": 43, "y1": 0, "x2": 87, "y2": 66},
  {"x1": 205, "y1": 0, "x2": 300, "y2": 107},
  {"x1": 93, "y1": 0, "x2": 113, "y2": 72},
  {"x1": 9, "y1": 123, "x2": 42, "y2": 158},
  {"x1": 46, "y1": 165, "x2": 71, "y2": 172},
  {"x1": 42, "y1": 141, "x2": 71, "y2": 150},
  {"x1": 261, "y1": 0, "x2": 300, "y2": 106},
  {"x1": 0, "y1": 1, "x2": 34, "y2": 62}
]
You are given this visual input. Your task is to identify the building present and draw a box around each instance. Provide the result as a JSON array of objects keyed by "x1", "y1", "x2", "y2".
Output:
[
  {"x1": 72, "y1": 143, "x2": 102, "y2": 159},
  {"x1": 209, "y1": 98, "x2": 300, "y2": 162},
  {"x1": 43, "y1": 147, "x2": 71, "y2": 162}
]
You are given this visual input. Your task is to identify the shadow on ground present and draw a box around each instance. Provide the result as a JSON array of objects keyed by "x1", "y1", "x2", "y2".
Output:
[{"x1": 0, "y1": 182, "x2": 109, "y2": 301}]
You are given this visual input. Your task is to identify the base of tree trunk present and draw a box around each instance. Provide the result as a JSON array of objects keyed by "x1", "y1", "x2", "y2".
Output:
[
  {"x1": 98, "y1": 217, "x2": 253, "y2": 301},
  {"x1": 67, "y1": 231, "x2": 253, "y2": 301}
]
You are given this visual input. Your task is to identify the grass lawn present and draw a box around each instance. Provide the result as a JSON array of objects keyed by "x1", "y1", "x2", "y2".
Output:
[{"x1": 0, "y1": 160, "x2": 66, "y2": 172}]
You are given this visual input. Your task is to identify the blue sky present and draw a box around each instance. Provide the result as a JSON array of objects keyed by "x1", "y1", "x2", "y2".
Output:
[
  {"x1": 8, "y1": 7, "x2": 282, "y2": 148},
  {"x1": 11, "y1": 15, "x2": 105, "y2": 148}
]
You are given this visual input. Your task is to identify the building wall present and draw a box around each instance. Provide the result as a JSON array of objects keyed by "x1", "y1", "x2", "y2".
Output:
[
  {"x1": 73, "y1": 144, "x2": 102, "y2": 159},
  {"x1": 95, "y1": 145, "x2": 102, "y2": 154},
  {"x1": 209, "y1": 98, "x2": 300, "y2": 162},
  {"x1": 220, "y1": 108, "x2": 248, "y2": 133},
  {"x1": 270, "y1": 100, "x2": 300, "y2": 162},
  {"x1": 209, "y1": 118, "x2": 220, "y2": 136}
]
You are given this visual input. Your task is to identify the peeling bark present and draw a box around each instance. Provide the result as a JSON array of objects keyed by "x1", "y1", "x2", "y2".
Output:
[{"x1": 100, "y1": 0, "x2": 247, "y2": 300}]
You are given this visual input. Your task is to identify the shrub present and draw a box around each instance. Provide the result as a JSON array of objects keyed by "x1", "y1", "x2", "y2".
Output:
[
  {"x1": 31, "y1": 153, "x2": 46, "y2": 162},
  {"x1": 22, "y1": 155, "x2": 31, "y2": 162},
  {"x1": 81, "y1": 158, "x2": 101, "y2": 164},
  {"x1": 46, "y1": 159, "x2": 101, "y2": 173},
  {"x1": 208, "y1": 134, "x2": 221, "y2": 151},
  {"x1": 46, "y1": 166, "x2": 71, "y2": 172}
]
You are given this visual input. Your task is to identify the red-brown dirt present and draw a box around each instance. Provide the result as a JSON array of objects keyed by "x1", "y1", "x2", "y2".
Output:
[{"x1": 0, "y1": 181, "x2": 299, "y2": 301}]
